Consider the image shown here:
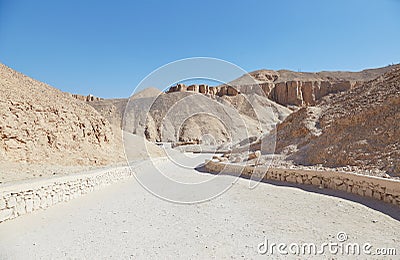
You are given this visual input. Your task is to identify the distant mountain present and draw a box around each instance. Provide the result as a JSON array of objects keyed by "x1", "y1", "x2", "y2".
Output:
[{"x1": 167, "y1": 64, "x2": 400, "y2": 107}]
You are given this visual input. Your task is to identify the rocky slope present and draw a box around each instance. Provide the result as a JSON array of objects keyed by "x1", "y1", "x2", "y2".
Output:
[
  {"x1": 0, "y1": 63, "x2": 122, "y2": 166},
  {"x1": 166, "y1": 65, "x2": 399, "y2": 107},
  {"x1": 266, "y1": 66, "x2": 400, "y2": 176},
  {"x1": 86, "y1": 88, "x2": 161, "y2": 128},
  {"x1": 85, "y1": 65, "x2": 398, "y2": 155},
  {"x1": 86, "y1": 85, "x2": 290, "y2": 146},
  {"x1": 122, "y1": 91, "x2": 291, "y2": 146}
]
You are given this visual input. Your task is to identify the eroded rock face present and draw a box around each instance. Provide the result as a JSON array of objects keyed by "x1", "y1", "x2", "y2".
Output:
[
  {"x1": 166, "y1": 65, "x2": 398, "y2": 107},
  {"x1": 166, "y1": 80, "x2": 360, "y2": 106},
  {"x1": 265, "y1": 80, "x2": 360, "y2": 106},
  {"x1": 271, "y1": 67, "x2": 400, "y2": 176},
  {"x1": 166, "y1": 83, "x2": 240, "y2": 97},
  {"x1": 0, "y1": 63, "x2": 119, "y2": 166}
]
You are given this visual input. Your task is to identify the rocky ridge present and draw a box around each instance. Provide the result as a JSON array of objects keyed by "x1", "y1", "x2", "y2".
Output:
[
  {"x1": 166, "y1": 65, "x2": 399, "y2": 107},
  {"x1": 260, "y1": 66, "x2": 400, "y2": 176}
]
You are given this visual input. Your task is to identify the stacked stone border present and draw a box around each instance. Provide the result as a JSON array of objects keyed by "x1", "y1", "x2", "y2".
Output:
[
  {"x1": 205, "y1": 160, "x2": 400, "y2": 207},
  {"x1": 1, "y1": 158, "x2": 398, "y2": 224},
  {"x1": 0, "y1": 158, "x2": 168, "y2": 223}
]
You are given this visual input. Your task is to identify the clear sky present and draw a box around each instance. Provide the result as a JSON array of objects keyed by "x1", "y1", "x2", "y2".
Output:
[{"x1": 0, "y1": 0, "x2": 399, "y2": 98}]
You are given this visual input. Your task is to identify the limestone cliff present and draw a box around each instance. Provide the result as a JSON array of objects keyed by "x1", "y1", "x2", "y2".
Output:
[
  {"x1": 166, "y1": 65, "x2": 399, "y2": 107},
  {"x1": 270, "y1": 66, "x2": 400, "y2": 176}
]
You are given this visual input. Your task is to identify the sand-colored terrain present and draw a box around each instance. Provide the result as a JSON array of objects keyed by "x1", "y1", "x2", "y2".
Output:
[
  {"x1": 0, "y1": 63, "x2": 120, "y2": 166},
  {"x1": 0, "y1": 63, "x2": 164, "y2": 183},
  {"x1": 267, "y1": 66, "x2": 400, "y2": 176},
  {"x1": 88, "y1": 89, "x2": 290, "y2": 146},
  {"x1": 0, "y1": 131, "x2": 164, "y2": 183},
  {"x1": 0, "y1": 61, "x2": 399, "y2": 258},
  {"x1": 1, "y1": 62, "x2": 399, "y2": 182},
  {"x1": 212, "y1": 66, "x2": 399, "y2": 179},
  {"x1": 0, "y1": 155, "x2": 398, "y2": 259}
]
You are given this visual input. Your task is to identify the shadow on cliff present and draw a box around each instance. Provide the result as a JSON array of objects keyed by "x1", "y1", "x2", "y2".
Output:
[{"x1": 195, "y1": 165, "x2": 400, "y2": 222}]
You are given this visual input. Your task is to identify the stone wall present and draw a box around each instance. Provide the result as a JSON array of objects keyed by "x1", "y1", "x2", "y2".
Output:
[
  {"x1": 0, "y1": 158, "x2": 169, "y2": 223},
  {"x1": 0, "y1": 166, "x2": 135, "y2": 223},
  {"x1": 205, "y1": 160, "x2": 400, "y2": 206},
  {"x1": 0, "y1": 157, "x2": 168, "y2": 223}
]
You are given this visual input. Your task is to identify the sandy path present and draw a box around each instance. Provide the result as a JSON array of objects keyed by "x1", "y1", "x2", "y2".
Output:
[{"x1": 0, "y1": 154, "x2": 399, "y2": 259}]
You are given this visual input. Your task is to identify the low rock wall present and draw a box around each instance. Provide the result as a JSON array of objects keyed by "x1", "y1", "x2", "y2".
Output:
[
  {"x1": 205, "y1": 160, "x2": 400, "y2": 206},
  {"x1": 0, "y1": 158, "x2": 168, "y2": 223},
  {"x1": 0, "y1": 166, "x2": 133, "y2": 223}
]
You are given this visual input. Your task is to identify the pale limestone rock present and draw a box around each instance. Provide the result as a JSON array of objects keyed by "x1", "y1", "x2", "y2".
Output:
[
  {"x1": 0, "y1": 208, "x2": 13, "y2": 222},
  {"x1": 274, "y1": 68, "x2": 400, "y2": 176},
  {"x1": 286, "y1": 175, "x2": 296, "y2": 183},
  {"x1": 373, "y1": 192, "x2": 382, "y2": 200},
  {"x1": 25, "y1": 199, "x2": 33, "y2": 213},
  {"x1": 311, "y1": 177, "x2": 321, "y2": 186},
  {"x1": 15, "y1": 200, "x2": 26, "y2": 215},
  {"x1": 365, "y1": 189, "x2": 373, "y2": 197},
  {"x1": 383, "y1": 195, "x2": 393, "y2": 203},
  {"x1": 6, "y1": 196, "x2": 17, "y2": 208},
  {"x1": 33, "y1": 196, "x2": 41, "y2": 210},
  {"x1": 0, "y1": 63, "x2": 119, "y2": 168},
  {"x1": 334, "y1": 179, "x2": 343, "y2": 186},
  {"x1": 52, "y1": 194, "x2": 59, "y2": 205},
  {"x1": 248, "y1": 150, "x2": 261, "y2": 161},
  {"x1": 296, "y1": 176, "x2": 303, "y2": 184},
  {"x1": 0, "y1": 198, "x2": 6, "y2": 209}
]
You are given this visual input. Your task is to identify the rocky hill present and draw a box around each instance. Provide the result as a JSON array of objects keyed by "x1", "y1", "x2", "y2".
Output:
[
  {"x1": 84, "y1": 85, "x2": 290, "y2": 146},
  {"x1": 85, "y1": 88, "x2": 161, "y2": 128},
  {"x1": 122, "y1": 91, "x2": 291, "y2": 146},
  {"x1": 0, "y1": 63, "x2": 122, "y2": 166},
  {"x1": 266, "y1": 66, "x2": 400, "y2": 176}
]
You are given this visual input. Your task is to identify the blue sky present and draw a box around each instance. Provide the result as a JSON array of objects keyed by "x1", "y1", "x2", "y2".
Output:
[{"x1": 0, "y1": 0, "x2": 399, "y2": 98}]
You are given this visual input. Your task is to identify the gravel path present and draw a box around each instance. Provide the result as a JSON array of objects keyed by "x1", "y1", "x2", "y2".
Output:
[{"x1": 0, "y1": 154, "x2": 399, "y2": 259}]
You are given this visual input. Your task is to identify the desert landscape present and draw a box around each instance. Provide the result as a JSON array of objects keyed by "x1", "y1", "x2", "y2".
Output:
[
  {"x1": 0, "y1": 1, "x2": 399, "y2": 258},
  {"x1": 2, "y1": 62, "x2": 399, "y2": 182},
  {"x1": 0, "y1": 61, "x2": 399, "y2": 258}
]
